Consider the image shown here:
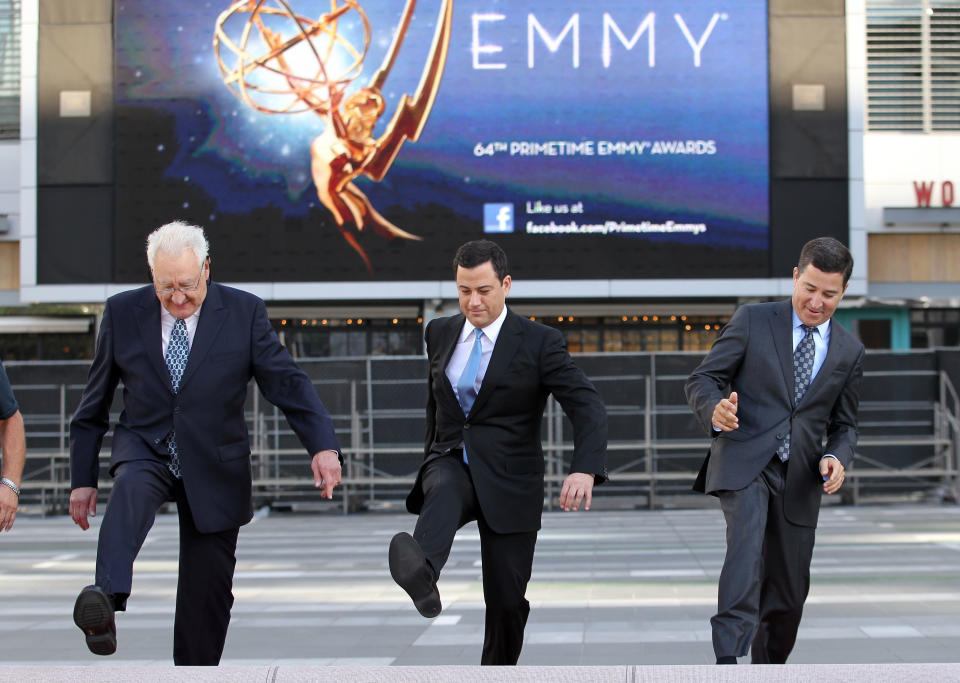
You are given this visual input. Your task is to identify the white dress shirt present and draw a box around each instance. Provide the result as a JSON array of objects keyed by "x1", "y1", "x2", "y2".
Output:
[
  {"x1": 446, "y1": 305, "x2": 508, "y2": 405},
  {"x1": 161, "y1": 306, "x2": 202, "y2": 356}
]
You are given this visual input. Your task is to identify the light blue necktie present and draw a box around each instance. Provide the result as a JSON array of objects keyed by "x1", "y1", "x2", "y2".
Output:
[
  {"x1": 456, "y1": 328, "x2": 484, "y2": 463},
  {"x1": 777, "y1": 324, "x2": 816, "y2": 462},
  {"x1": 163, "y1": 318, "x2": 190, "y2": 478}
]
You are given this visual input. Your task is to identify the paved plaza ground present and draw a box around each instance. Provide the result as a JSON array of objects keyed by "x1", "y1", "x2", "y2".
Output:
[{"x1": 2, "y1": 502, "x2": 960, "y2": 667}]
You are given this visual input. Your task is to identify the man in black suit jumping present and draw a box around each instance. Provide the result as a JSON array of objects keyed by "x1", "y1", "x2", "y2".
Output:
[{"x1": 390, "y1": 239, "x2": 608, "y2": 665}]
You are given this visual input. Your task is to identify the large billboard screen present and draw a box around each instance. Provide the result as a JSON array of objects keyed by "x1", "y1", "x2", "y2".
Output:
[{"x1": 114, "y1": 0, "x2": 770, "y2": 283}]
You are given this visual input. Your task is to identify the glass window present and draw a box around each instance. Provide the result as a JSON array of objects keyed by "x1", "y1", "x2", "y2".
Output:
[
  {"x1": 272, "y1": 318, "x2": 422, "y2": 358},
  {"x1": 580, "y1": 329, "x2": 600, "y2": 353},
  {"x1": 866, "y1": 0, "x2": 960, "y2": 132},
  {"x1": 909, "y1": 307, "x2": 960, "y2": 349},
  {"x1": 526, "y1": 312, "x2": 730, "y2": 353},
  {"x1": 0, "y1": 332, "x2": 95, "y2": 361},
  {"x1": 0, "y1": 0, "x2": 19, "y2": 139},
  {"x1": 603, "y1": 329, "x2": 624, "y2": 352}
]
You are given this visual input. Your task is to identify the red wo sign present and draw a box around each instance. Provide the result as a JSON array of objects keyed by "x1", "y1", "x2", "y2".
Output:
[{"x1": 913, "y1": 181, "x2": 955, "y2": 207}]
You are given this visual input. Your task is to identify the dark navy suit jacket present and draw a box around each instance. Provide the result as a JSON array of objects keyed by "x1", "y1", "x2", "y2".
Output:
[{"x1": 70, "y1": 282, "x2": 340, "y2": 533}]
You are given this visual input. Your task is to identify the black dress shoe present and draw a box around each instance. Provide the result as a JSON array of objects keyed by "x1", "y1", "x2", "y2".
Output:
[
  {"x1": 716, "y1": 655, "x2": 737, "y2": 664},
  {"x1": 73, "y1": 585, "x2": 117, "y2": 655},
  {"x1": 389, "y1": 532, "x2": 442, "y2": 618}
]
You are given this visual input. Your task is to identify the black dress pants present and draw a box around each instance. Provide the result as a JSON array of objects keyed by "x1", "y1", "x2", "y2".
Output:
[
  {"x1": 413, "y1": 455, "x2": 538, "y2": 665},
  {"x1": 95, "y1": 458, "x2": 239, "y2": 665},
  {"x1": 712, "y1": 456, "x2": 817, "y2": 664}
]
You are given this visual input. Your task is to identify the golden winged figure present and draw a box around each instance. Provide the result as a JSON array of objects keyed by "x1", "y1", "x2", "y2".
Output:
[{"x1": 214, "y1": 0, "x2": 453, "y2": 272}]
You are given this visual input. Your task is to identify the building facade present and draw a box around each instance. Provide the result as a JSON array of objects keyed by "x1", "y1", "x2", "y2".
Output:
[{"x1": 0, "y1": 0, "x2": 956, "y2": 360}]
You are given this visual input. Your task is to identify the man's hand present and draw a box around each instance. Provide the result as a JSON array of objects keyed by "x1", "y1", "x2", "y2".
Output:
[
  {"x1": 0, "y1": 411, "x2": 26, "y2": 533},
  {"x1": 559, "y1": 472, "x2": 595, "y2": 512},
  {"x1": 69, "y1": 487, "x2": 98, "y2": 530},
  {"x1": 311, "y1": 450, "x2": 342, "y2": 500},
  {"x1": 711, "y1": 391, "x2": 739, "y2": 432},
  {"x1": 820, "y1": 457, "x2": 845, "y2": 495},
  {"x1": 0, "y1": 486, "x2": 18, "y2": 532}
]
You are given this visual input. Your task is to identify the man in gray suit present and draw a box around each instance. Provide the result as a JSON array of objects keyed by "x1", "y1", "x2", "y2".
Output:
[{"x1": 685, "y1": 237, "x2": 864, "y2": 664}]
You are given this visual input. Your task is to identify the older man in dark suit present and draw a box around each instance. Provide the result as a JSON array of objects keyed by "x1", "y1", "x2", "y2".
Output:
[
  {"x1": 68, "y1": 221, "x2": 341, "y2": 665},
  {"x1": 389, "y1": 239, "x2": 608, "y2": 665},
  {"x1": 685, "y1": 237, "x2": 864, "y2": 664}
]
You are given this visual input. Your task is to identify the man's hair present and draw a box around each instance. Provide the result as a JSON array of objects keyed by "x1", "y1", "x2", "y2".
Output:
[
  {"x1": 146, "y1": 221, "x2": 209, "y2": 270},
  {"x1": 452, "y1": 240, "x2": 509, "y2": 281},
  {"x1": 797, "y1": 237, "x2": 853, "y2": 285}
]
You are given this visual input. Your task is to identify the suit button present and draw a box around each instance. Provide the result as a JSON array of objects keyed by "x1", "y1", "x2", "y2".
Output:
[
  {"x1": 154, "y1": 438, "x2": 161, "y2": 445},
  {"x1": 776, "y1": 433, "x2": 784, "y2": 440},
  {"x1": 463, "y1": 424, "x2": 470, "y2": 430},
  {"x1": 174, "y1": 406, "x2": 182, "y2": 414}
]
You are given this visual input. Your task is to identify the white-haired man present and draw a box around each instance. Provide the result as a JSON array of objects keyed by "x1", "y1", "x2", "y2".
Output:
[{"x1": 69, "y1": 221, "x2": 342, "y2": 665}]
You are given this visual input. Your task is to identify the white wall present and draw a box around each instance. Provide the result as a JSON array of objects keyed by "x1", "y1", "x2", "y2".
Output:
[
  {"x1": 0, "y1": 141, "x2": 18, "y2": 240},
  {"x1": 863, "y1": 134, "x2": 960, "y2": 225},
  {"x1": 848, "y1": 0, "x2": 960, "y2": 235},
  {"x1": 18, "y1": 0, "x2": 37, "y2": 296},
  {"x1": 847, "y1": 0, "x2": 867, "y2": 297}
]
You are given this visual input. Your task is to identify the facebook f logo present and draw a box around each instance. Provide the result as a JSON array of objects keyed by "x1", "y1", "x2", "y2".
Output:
[{"x1": 483, "y1": 203, "x2": 514, "y2": 233}]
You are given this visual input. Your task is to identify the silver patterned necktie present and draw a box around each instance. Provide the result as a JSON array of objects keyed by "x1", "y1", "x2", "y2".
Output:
[
  {"x1": 456, "y1": 328, "x2": 484, "y2": 463},
  {"x1": 163, "y1": 318, "x2": 190, "y2": 478},
  {"x1": 777, "y1": 324, "x2": 816, "y2": 462}
]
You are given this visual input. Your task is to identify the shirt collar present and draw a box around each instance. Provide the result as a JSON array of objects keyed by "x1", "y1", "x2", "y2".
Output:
[
  {"x1": 460, "y1": 305, "x2": 508, "y2": 345},
  {"x1": 161, "y1": 305, "x2": 202, "y2": 326},
  {"x1": 791, "y1": 308, "x2": 830, "y2": 337}
]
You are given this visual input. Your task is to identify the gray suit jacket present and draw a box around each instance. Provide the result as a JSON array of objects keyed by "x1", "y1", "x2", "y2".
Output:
[{"x1": 684, "y1": 300, "x2": 864, "y2": 527}]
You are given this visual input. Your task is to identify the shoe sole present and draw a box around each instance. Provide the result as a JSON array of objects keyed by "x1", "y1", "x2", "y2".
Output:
[
  {"x1": 73, "y1": 588, "x2": 116, "y2": 656},
  {"x1": 389, "y1": 533, "x2": 442, "y2": 618}
]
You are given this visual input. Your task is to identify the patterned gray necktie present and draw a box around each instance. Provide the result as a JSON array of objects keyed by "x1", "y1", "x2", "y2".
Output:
[
  {"x1": 777, "y1": 324, "x2": 816, "y2": 462},
  {"x1": 163, "y1": 318, "x2": 189, "y2": 478}
]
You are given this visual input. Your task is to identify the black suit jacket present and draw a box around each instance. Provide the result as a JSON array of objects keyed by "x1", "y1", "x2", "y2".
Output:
[
  {"x1": 684, "y1": 300, "x2": 864, "y2": 527},
  {"x1": 407, "y1": 309, "x2": 608, "y2": 534},
  {"x1": 70, "y1": 282, "x2": 340, "y2": 533}
]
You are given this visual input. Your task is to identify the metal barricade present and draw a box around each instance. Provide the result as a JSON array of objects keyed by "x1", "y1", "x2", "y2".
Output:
[{"x1": 9, "y1": 351, "x2": 960, "y2": 513}]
